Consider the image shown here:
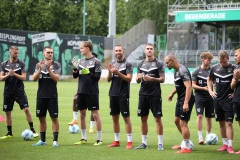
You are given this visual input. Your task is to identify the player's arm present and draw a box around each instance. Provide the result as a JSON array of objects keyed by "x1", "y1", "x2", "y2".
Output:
[
  {"x1": 112, "y1": 69, "x2": 132, "y2": 83},
  {"x1": 0, "y1": 71, "x2": 11, "y2": 81},
  {"x1": 47, "y1": 67, "x2": 60, "y2": 82},
  {"x1": 168, "y1": 88, "x2": 176, "y2": 101},
  {"x1": 32, "y1": 61, "x2": 44, "y2": 82},
  {"x1": 11, "y1": 71, "x2": 26, "y2": 81},
  {"x1": 231, "y1": 69, "x2": 240, "y2": 89},
  {"x1": 207, "y1": 77, "x2": 217, "y2": 99},
  {"x1": 183, "y1": 80, "x2": 192, "y2": 105},
  {"x1": 192, "y1": 81, "x2": 208, "y2": 91},
  {"x1": 106, "y1": 63, "x2": 113, "y2": 82},
  {"x1": 155, "y1": 72, "x2": 165, "y2": 83}
]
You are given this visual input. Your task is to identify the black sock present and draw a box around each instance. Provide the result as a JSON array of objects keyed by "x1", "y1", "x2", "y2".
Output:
[
  {"x1": 53, "y1": 132, "x2": 58, "y2": 141},
  {"x1": 7, "y1": 126, "x2": 12, "y2": 135},
  {"x1": 29, "y1": 122, "x2": 36, "y2": 133},
  {"x1": 40, "y1": 132, "x2": 46, "y2": 142}
]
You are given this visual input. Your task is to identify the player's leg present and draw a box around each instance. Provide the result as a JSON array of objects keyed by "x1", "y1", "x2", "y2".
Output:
[
  {"x1": 135, "y1": 95, "x2": 148, "y2": 149},
  {"x1": 49, "y1": 98, "x2": 59, "y2": 147},
  {"x1": 233, "y1": 102, "x2": 240, "y2": 154},
  {"x1": 204, "y1": 99, "x2": 214, "y2": 141},
  {"x1": 92, "y1": 110, "x2": 103, "y2": 145},
  {"x1": 68, "y1": 93, "x2": 78, "y2": 125},
  {"x1": 152, "y1": 96, "x2": 163, "y2": 151},
  {"x1": 89, "y1": 113, "x2": 95, "y2": 133},
  {"x1": 74, "y1": 94, "x2": 88, "y2": 144},
  {"x1": 215, "y1": 102, "x2": 228, "y2": 152},
  {"x1": 0, "y1": 94, "x2": 14, "y2": 139},
  {"x1": 224, "y1": 102, "x2": 234, "y2": 154},
  {"x1": 32, "y1": 98, "x2": 47, "y2": 146},
  {"x1": 108, "y1": 96, "x2": 121, "y2": 148},
  {"x1": 176, "y1": 99, "x2": 194, "y2": 154},
  {"x1": 195, "y1": 101, "x2": 204, "y2": 144}
]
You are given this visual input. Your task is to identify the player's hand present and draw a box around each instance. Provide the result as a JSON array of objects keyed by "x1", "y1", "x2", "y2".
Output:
[
  {"x1": 81, "y1": 68, "x2": 90, "y2": 75},
  {"x1": 234, "y1": 69, "x2": 240, "y2": 80},
  {"x1": 203, "y1": 86, "x2": 208, "y2": 91},
  {"x1": 137, "y1": 73, "x2": 144, "y2": 81},
  {"x1": 143, "y1": 74, "x2": 153, "y2": 82},
  {"x1": 9, "y1": 69, "x2": 15, "y2": 76},
  {"x1": 71, "y1": 57, "x2": 79, "y2": 69},
  {"x1": 108, "y1": 64, "x2": 114, "y2": 72},
  {"x1": 209, "y1": 91, "x2": 217, "y2": 99},
  {"x1": 168, "y1": 94, "x2": 174, "y2": 102},
  {"x1": 46, "y1": 60, "x2": 52, "y2": 70},
  {"x1": 228, "y1": 93, "x2": 234, "y2": 99},
  {"x1": 39, "y1": 60, "x2": 44, "y2": 69},
  {"x1": 183, "y1": 103, "x2": 189, "y2": 112}
]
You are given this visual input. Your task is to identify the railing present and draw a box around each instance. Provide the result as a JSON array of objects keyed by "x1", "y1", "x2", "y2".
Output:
[{"x1": 127, "y1": 49, "x2": 236, "y2": 68}]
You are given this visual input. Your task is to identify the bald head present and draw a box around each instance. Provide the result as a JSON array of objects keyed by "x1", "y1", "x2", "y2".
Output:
[{"x1": 165, "y1": 53, "x2": 179, "y2": 70}]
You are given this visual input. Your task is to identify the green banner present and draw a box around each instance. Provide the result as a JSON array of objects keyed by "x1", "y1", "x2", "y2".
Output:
[{"x1": 175, "y1": 10, "x2": 240, "y2": 22}]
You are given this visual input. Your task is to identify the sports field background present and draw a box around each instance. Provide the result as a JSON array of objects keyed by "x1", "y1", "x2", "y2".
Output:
[{"x1": 0, "y1": 81, "x2": 240, "y2": 160}]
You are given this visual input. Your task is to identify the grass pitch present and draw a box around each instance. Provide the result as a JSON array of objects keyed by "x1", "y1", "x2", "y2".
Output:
[{"x1": 0, "y1": 81, "x2": 240, "y2": 160}]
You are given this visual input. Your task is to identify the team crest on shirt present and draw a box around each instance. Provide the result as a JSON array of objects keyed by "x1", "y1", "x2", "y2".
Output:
[
  {"x1": 89, "y1": 61, "x2": 93, "y2": 65},
  {"x1": 152, "y1": 62, "x2": 156, "y2": 66},
  {"x1": 198, "y1": 80, "x2": 202, "y2": 84},
  {"x1": 16, "y1": 63, "x2": 19, "y2": 67},
  {"x1": 228, "y1": 68, "x2": 232, "y2": 72}
]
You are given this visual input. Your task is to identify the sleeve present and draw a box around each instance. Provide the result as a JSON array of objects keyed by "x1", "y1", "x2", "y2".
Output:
[
  {"x1": 157, "y1": 60, "x2": 165, "y2": 74},
  {"x1": 137, "y1": 60, "x2": 143, "y2": 74},
  {"x1": 54, "y1": 62, "x2": 61, "y2": 75},
  {"x1": 88, "y1": 59, "x2": 101, "y2": 81},
  {"x1": 208, "y1": 67, "x2": 214, "y2": 79},
  {"x1": 126, "y1": 62, "x2": 133, "y2": 74},
  {"x1": 180, "y1": 67, "x2": 191, "y2": 82},
  {"x1": 191, "y1": 68, "x2": 198, "y2": 81},
  {"x1": 20, "y1": 60, "x2": 27, "y2": 73},
  {"x1": 34, "y1": 63, "x2": 40, "y2": 73}
]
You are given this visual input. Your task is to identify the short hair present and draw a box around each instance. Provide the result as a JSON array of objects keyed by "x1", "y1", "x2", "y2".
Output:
[
  {"x1": 218, "y1": 50, "x2": 229, "y2": 59},
  {"x1": 200, "y1": 52, "x2": 213, "y2": 59},
  {"x1": 9, "y1": 46, "x2": 18, "y2": 51},
  {"x1": 145, "y1": 43, "x2": 154, "y2": 48},
  {"x1": 80, "y1": 41, "x2": 93, "y2": 52},
  {"x1": 234, "y1": 48, "x2": 240, "y2": 54},
  {"x1": 43, "y1": 46, "x2": 52, "y2": 52}
]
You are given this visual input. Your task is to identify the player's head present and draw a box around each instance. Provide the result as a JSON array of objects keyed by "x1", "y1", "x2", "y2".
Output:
[
  {"x1": 218, "y1": 50, "x2": 229, "y2": 67},
  {"x1": 43, "y1": 46, "x2": 53, "y2": 61},
  {"x1": 9, "y1": 46, "x2": 19, "y2": 61},
  {"x1": 80, "y1": 41, "x2": 93, "y2": 56},
  {"x1": 114, "y1": 45, "x2": 124, "y2": 61},
  {"x1": 200, "y1": 52, "x2": 213, "y2": 67},
  {"x1": 144, "y1": 43, "x2": 154, "y2": 58},
  {"x1": 234, "y1": 48, "x2": 240, "y2": 65},
  {"x1": 165, "y1": 53, "x2": 178, "y2": 70}
]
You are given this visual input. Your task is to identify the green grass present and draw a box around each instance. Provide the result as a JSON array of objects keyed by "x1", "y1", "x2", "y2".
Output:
[{"x1": 0, "y1": 81, "x2": 240, "y2": 160}]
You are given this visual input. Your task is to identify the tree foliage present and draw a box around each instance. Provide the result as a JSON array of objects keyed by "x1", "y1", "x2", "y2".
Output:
[{"x1": 0, "y1": 0, "x2": 168, "y2": 36}]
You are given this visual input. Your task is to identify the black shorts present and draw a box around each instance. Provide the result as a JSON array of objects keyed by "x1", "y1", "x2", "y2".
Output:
[
  {"x1": 195, "y1": 100, "x2": 214, "y2": 118},
  {"x1": 77, "y1": 94, "x2": 99, "y2": 111},
  {"x1": 110, "y1": 96, "x2": 130, "y2": 117},
  {"x1": 137, "y1": 95, "x2": 162, "y2": 117},
  {"x1": 36, "y1": 98, "x2": 58, "y2": 118},
  {"x1": 3, "y1": 89, "x2": 29, "y2": 112},
  {"x1": 233, "y1": 102, "x2": 240, "y2": 121},
  {"x1": 215, "y1": 101, "x2": 234, "y2": 122},
  {"x1": 175, "y1": 99, "x2": 194, "y2": 122}
]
